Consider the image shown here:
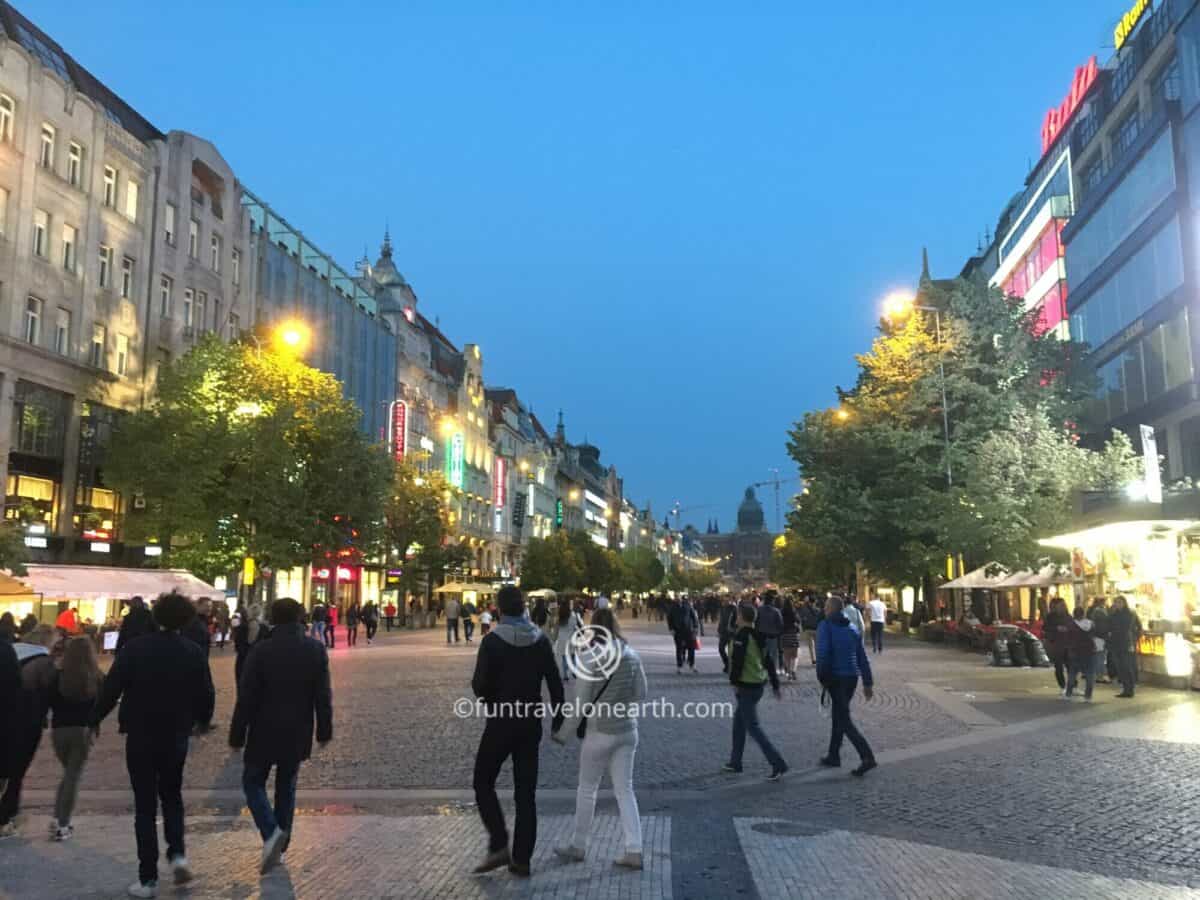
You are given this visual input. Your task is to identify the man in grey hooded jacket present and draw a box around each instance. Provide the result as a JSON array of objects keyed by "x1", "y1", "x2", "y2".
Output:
[{"x1": 470, "y1": 585, "x2": 564, "y2": 877}]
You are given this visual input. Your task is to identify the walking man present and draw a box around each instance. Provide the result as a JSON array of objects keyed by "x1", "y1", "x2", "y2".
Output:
[
  {"x1": 754, "y1": 594, "x2": 784, "y2": 671},
  {"x1": 93, "y1": 591, "x2": 215, "y2": 898},
  {"x1": 230, "y1": 598, "x2": 333, "y2": 874},
  {"x1": 867, "y1": 596, "x2": 887, "y2": 653},
  {"x1": 816, "y1": 596, "x2": 876, "y2": 777},
  {"x1": 384, "y1": 600, "x2": 397, "y2": 632},
  {"x1": 1108, "y1": 595, "x2": 1140, "y2": 698},
  {"x1": 445, "y1": 596, "x2": 462, "y2": 644},
  {"x1": 470, "y1": 585, "x2": 564, "y2": 877},
  {"x1": 723, "y1": 604, "x2": 788, "y2": 780},
  {"x1": 0, "y1": 625, "x2": 57, "y2": 838},
  {"x1": 799, "y1": 596, "x2": 821, "y2": 665},
  {"x1": 462, "y1": 599, "x2": 477, "y2": 643},
  {"x1": 717, "y1": 597, "x2": 738, "y2": 673},
  {"x1": 667, "y1": 597, "x2": 699, "y2": 673},
  {"x1": 310, "y1": 602, "x2": 328, "y2": 645}
]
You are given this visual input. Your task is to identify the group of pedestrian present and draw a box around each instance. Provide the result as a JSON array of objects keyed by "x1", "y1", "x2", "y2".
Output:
[
  {"x1": 1043, "y1": 594, "x2": 1141, "y2": 701},
  {"x1": 307, "y1": 600, "x2": 380, "y2": 649}
]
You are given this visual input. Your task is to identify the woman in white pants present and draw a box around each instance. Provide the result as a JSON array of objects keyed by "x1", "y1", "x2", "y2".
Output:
[{"x1": 554, "y1": 608, "x2": 648, "y2": 869}]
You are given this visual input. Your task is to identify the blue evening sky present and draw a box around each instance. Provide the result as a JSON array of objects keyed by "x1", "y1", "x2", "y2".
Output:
[{"x1": 38, "y1": 0, "x2": 1111, "y2": 530}]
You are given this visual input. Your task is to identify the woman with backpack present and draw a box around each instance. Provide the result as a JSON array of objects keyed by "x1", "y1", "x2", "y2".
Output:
[
  {"x1": 554, "y1": 598, "x2": 583, "y2": 680},
  {"x1": 47, "y1": 636, "x2": 104, "y2": 840},
  {"x1": 554, "y1": 609, "x2": 648, "y2": 870}
]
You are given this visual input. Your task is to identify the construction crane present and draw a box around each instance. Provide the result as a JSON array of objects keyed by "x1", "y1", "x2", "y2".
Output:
[
  {"x1": 669, "y1": 501, "x2": 715, "y2": 531},
  {"x1": 750, "y1": 470, "x2": 801, "y2": 533}
]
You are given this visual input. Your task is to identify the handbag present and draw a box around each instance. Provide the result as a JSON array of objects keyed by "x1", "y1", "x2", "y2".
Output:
[{"x1": 576, "y1": 670, "x2": 615, "y2": 741}]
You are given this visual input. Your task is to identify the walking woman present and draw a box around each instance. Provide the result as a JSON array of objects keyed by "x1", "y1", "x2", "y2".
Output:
[
  {"x1": 781, "y1": 598, "x2": 801, "y2": 681},
  {"x1": 346, "y1": 602, "x2": 361, "y2": 648},
  {"x1": 48, "y1": 636, "x2": 104, "y2": 840},
  {"x1": 325, "y1": 604, "x2": 338, "y2": 649},
  {"x1": 554, "y1": 598, "x2": 583, "y2": 680},
  {"x1": 554, "y1": 609, "x2": 648, "y2": 869}
]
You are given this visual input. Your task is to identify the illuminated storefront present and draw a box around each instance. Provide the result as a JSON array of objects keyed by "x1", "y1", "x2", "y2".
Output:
[{"x1": 1041, "y1": 496, "x2": 1200, "y2": 684}]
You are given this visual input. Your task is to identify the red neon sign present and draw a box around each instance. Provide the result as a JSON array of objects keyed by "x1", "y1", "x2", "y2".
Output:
[
  {"x1": 390, "y1": 400, "x2": 407, "y2": 461},
  {"x1": 1041, "y1": 56, "x2": 1098, "y2": 155}
]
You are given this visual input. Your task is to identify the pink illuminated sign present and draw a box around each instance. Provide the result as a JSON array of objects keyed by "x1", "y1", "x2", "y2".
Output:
[{"x1": 1041, "y1": 56, "x2": 1098, "y2": 156}]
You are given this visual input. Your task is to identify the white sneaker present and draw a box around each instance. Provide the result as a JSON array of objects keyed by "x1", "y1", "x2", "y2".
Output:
[
  {"x1": 261, "y1": 827, "x2": 287, "y2": 874},
  {"x1": 170, "y1": 855, "x2": 193, "y2": 885},
  {"x1": 54, "y1": 824, "x2": 74, "y2": 841},
  {"x1": 48, "y1": 818, "x2": 59, "y2": 838},
  {"x1": 614, "y1": 851, "x2": 643, "y2": 870},
  {"x1": 0, "y1": 822, "x2": 17, "y2": 839},
  {"x1": 127, "y1": 881, "x2": 157, "y2": 898}
]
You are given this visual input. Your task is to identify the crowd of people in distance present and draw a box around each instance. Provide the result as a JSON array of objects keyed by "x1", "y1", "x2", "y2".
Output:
[
  {"x1": 1, "y1": 591, "x2": 331, "y2": 898},
  {"x1": 1041, "y1": 594, "x2": 1141, "y2": 701}
]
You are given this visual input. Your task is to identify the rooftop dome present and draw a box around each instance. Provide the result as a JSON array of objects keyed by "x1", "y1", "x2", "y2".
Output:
[{"x1": 736, "y1": 487, "x2": 765, "y2": 533}]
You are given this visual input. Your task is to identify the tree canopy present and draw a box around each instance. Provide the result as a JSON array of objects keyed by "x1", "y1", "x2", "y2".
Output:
[
  {"x1": 108, "y1": 336, "x2": 390, "y2": 582},
  {"x1": 788, "y1": 277, "x2": 1139, "y2": 585}
]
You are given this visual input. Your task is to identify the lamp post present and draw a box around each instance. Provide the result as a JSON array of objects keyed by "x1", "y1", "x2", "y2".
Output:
[{"x1": 884, "y1": 290, "x2": 953, "y2": 488}]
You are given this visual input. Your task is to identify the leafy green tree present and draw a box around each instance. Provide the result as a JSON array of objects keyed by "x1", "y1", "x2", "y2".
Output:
[
  {"x1": 622, "y1": 546, "x2": 666, "y2": 593},
  {"x1": 380, "y1": 460, "x2": 454, "y2": 601},
  {"x1": 0, "y1": 521, "x2": 28, "y2": 576},
  {"x1": 769, "y1": 533, "x2": 849, "y2": 590},
  {"x1": 107, "y1": 336, "x2": 389, "y2": 583},
  {"x1": 519, "y1": 532, "x2": 583, "y2": 592},
  {"x1": 788, "y1": 277, "x2": 1133, "y2": 585}
]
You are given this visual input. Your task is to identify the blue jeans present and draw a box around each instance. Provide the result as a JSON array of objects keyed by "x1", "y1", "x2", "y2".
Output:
[
  {"x1": 311, "y1": 621, "x2": 326, "y2": 642},
  {"x1": 463, "y1": 618, "x2": 475, "y2": 642},
  {"x1": 1067, "y1": 654, "x2": 1095, "y2": 699},
  {"x1": 242, "y1": 759, "x2": 300, "y2": 841},
  {"x1": 730, "y1": 684, "x2": 786, "y2": 771}
]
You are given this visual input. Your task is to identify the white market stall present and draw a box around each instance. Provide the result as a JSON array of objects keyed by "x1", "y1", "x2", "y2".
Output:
[{"x1": 19, "y1": 565, "x2": 221, "y2": 626}]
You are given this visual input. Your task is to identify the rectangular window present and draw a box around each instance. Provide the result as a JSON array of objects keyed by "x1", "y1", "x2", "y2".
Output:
[
  {"x1": 1143, "y1": 324, "x2": 1168, "y2": 401},
  {"x1": 159, "y1": 276, "x2": 173, "y2": 317},
  {"x1": 231, "y1": 249, "x2": 240, "y2": 285},
  {"x1": 32, "y1": 209, "x2": 48, "y2": 257},
  {"x1": 61, "y1": 224, "x2": 77, "y2": 273},
  {"x1": 125, "y1": 180, "x2": 139, "y2": 221},
  {"x1": 0, "y1": 186, "x2": 7, "y2": 237},
  {"x1": 1115, "y1": 109, "x2": 1141, "y2": 157},
  {"x1": 227, "y1": 311, "x2": 240, "y2": 341},
  {"x1": 0, "y1": 95, "x2": 12, "y2": 143},
  {"x1": 210, "y1": 234, "x2": 221, "y2": 272},
  {"x1": 116, "y1": 334, "x2": 129, "y2": 376},
  {"x1": 54, "y1": 308, "x2": 70, "y2": 356},
  {"x1": 1123, "y1": 344, "x2": 1146, "y2": 412},
  {"x1": 196, "y1": 292, "x2": 207, "y2": 332},
  {"x1": 23, "y1": 296, "x2": 41, "y2": 344},
  {"x1": 39, "y1": 123, "x2": 54, "y2": 169},
  {"x1": 1165, "y1": 308, "x2": 1195, "y2": 391},
  {"x1": 188, "y1": 219, "x2": 199, "y2": 258},
  {"x1": 98, "y1": 245, "x2": 112, "y2": 288},
  {"x1": 120, "y1": 257, "x2": 134, "y2": 299},
  {"x1": 164, "y1": 203, "x2": 176, "y2": 245},
  {"x1": 67, "y1": 142, "x2": 83, "y2": 187},
  {"x1": 89, "y1": 324, "x2": 106, "y2": 368},
  {"x1": 102, "y1": 166, "x2": 116, "y2": 207},
  {"x1": 183, "y1": 288, "x2": 194, "y2": 327}
]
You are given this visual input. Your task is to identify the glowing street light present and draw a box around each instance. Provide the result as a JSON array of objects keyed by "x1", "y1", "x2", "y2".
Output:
[
  {"x1": 882, "y1": 289, "x2": 917, "y2": 319},
  {"x1": 834, "y1": 408, "x2": 851, "y2": 422},
  {"x1": 273, "y1": 319, "x2": 311, "y2": 354}
]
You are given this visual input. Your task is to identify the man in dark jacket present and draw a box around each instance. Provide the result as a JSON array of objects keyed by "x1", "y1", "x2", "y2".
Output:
[
  {"x1": 667, "y1": 597, "x2": 699, "y2": 673},
  {"x1": 1107, "y1": 595, "x2": 1141, "y2": 698},
  {"x1": 816, "y1": 597, "x2": 876, "y2": 776},
  {"x1": 0, "y1": 639, "x2": 18, "y2": 798},
  {"x1": 470, "y1": 585, "x2": 564, "y2": 877},
  {"x1": 1088, "y1": 597, "x2": 1112, "y2": 684},
  {"x1": 754, "y1": 594, "x2": 784, "y2": 672},
  {"x1": 183, "y1": 597, "x2": 212, "y2": 657},
  {"x1": 93, "y1": 591, "x2": 215, "y2": 897},
  {"x1": 116, "y1": 596, "x2": 157, "y2": 654},
  {"x1": 724, "y1": 604, "x2": 788, "y2": 780},
  {"x1": 717, "y1": 598, "x2": 739, "y2": 673},
  {"x1": 0, "y1": 625, "x2": 58, "y2": 837},
  {"x1": 799, "y1": 597, "x2": 822, "y2": 665},
  {"x1": 230, "y1": 597, "x2": 332, "y2": 874}
]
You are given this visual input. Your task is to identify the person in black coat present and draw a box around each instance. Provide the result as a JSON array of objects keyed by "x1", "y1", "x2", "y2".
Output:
[
  {"x1": 232, "y1": 603, "x2": 271, "y2": 688},
  {"x1": 183, "y1": 597, "x2": 212, "y2": 657},
  {"x1": 116, "y1": 596, "x2": 157, "y2": 654},
  {"x1": 229, "y1": 598, "x2": 332, "y2": 874},
  {"x1": 0, "y1": 639, "x2": 20, "y2": 795},
  {"x1": 92, "y1": 591, "x2": 215, "y2": 895}
]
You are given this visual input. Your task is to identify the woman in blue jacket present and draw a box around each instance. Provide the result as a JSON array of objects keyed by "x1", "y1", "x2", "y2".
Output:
[{"x1": 816, "y1": 597, "x2": 876, "y2": 776}]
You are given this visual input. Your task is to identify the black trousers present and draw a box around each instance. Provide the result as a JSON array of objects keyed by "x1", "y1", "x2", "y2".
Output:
[
  {"x1": 1110, "y1": 645, "x2": 1136, "y2": 695},
  {"x1": 675, "y1": 634, "x2": 695, "y2": 669},
  {"x1": 1051, "y1": 654, "x2": 1067, "y2": 689},
  {"x1": 365, "y1": 621, "x2": 377, "y2": 641},
  {"x1": 0, "y1": 722, "x2": 41, "y2": 825},
  {"x1": 827, "y1": 677, "x2": 873, "y2": 764},
  {"x1": 385, "y1": 616, "x2": 394, "y2": 631},
  {"x1": 718, "y1": 633, "x2": 731, "y2": 670},
  {"x1": 473, "y1": 721, "x2": 541, "y2": 865},
  {"x1": 325, "y1": 624, "x2": 336, "y2": 648},
  {"x1": 126, "y1": 733, "x2": 189, "y2": 885},
  {"x1": 870, "y1": 621, "x2": 884, "y2": 652}
]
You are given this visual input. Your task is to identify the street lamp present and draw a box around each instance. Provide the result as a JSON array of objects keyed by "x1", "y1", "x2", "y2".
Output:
[
  {"x1": 273, "y1": 319, "x2": 311, "y2": 355},
  {"x1": 834, "y1": 407, "x2": 851, "y2": 423},
  {"x1": 884, "y1": 290, "x2": 953, "y2": 487}
]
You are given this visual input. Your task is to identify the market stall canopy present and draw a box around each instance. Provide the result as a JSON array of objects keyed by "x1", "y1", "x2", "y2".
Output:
[
  {"x1": 0, "y1": 572, "x2": 36, "y2": 597},
  {"x1": 526, "y1": 588, "x2": 557, "y2": 598},
  {"x1": 18, "y1": 565, "x2": 219, "y2": 601},
  {"x1": 434, "y1": 582, "x2": 496, "y2": 594},
  {"x1": 940, "y1": 565, "x2": 1009, "y2": 590},
  {"x1": 994, "y1": 565, "x2": 1073, "y2": 588},
  {"x1": 1039, "y1": 519, "x2": 1198, "y2": 551}
]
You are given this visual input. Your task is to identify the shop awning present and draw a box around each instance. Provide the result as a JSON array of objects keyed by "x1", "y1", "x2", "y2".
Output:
[
  {"x1": 0, "y1": 572, "x2": 36, "y2": 598},
  {"x1": 940, "y1": 565, "x2": 1009, "y2": 590},
  {"x1": 1039, "y1": 519, "x2": 1198, "y2": 551},
  {"x1": 526, "y1": 588, "x2": 557, "y2": 598},
  {"x1": 18, "y1": 565, "x2": 220, "y2": 601},
  {"x1": 994, "y1": 565, "x2": 1074, "y2": 588},
  {"x1": 434, "y1": 582, "x2": 496, "y2": 594}
]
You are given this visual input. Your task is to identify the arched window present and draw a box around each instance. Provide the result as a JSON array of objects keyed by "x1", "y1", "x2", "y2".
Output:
[{"x1": 0, "y1": 94, "x2": 13, "y2": 142}]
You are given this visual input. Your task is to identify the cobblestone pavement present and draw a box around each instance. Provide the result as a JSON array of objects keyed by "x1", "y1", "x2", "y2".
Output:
[{"x1": 6, "y1": 618, "x2": 1200, "y2": 898}]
